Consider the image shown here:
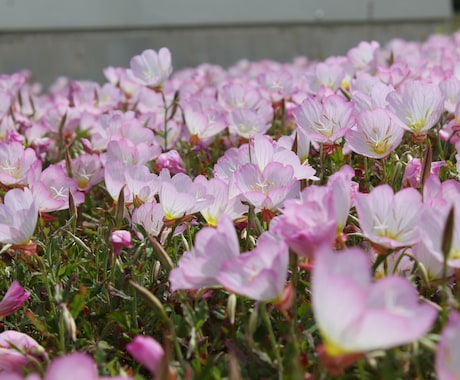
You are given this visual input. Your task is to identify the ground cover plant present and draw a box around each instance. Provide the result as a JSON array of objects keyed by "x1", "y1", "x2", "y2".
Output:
[{"x1": 1, "y1": 32, "x2": 460, "y2": 379}]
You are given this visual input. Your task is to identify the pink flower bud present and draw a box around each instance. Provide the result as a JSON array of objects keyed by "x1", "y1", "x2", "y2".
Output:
[
  {"x1": 0, "y1": 281, "x2": 30, "y2": 317},
  {"x1": 109, "y1": 230, "x2": 133, "y2": 258},
  {"x1": 126, "y1": 335, "x2": 164, "y2": 375}
]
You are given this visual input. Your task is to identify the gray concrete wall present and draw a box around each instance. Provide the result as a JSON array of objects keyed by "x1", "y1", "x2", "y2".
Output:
[{"x1": 0, "y1": 0, "x2": 453, "y2": 86}]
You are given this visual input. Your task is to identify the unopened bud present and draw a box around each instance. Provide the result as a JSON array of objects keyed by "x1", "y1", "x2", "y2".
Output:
[
  {"x1": 227, "y1": 293, "x2": 237, "y2": 325},
  {"x1": 61, "y1": 303, "x2": 77, "y2": 342}
]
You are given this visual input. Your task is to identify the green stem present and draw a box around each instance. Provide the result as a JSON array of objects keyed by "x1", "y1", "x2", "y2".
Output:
[
  {"x1": 357, "y1": 358, "x2": 367, "y2": 380},
  {"x1": 261, "y1": 303, "x2": 283, "y2": 379},
  {"x1": 319, "y1": 143, "x2": 325, "y2": 184},
  {"x1": 161, "y1": 90, "x2": 169, "y2": 151}
]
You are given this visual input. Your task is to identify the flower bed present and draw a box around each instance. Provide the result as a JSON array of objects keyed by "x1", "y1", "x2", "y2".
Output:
[{"x1": 0, "y1": 32, "x2": 459, "y2": 379}]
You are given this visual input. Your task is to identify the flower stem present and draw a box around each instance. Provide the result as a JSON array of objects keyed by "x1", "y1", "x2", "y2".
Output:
[{"x1": 261, "y1": 302, "x2": 283, "y2": 378}]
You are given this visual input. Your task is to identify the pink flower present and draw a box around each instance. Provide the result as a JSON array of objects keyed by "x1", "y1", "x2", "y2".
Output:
[
  {"x1": 271, "y1": 185, "x2": 337, "y2": 258},
  {"x1": 345, "y1": 108, "x2": 404, "y2": 159},
  {"x1": 350, "y1": 73, "x2": 392, "y2": 113},
  {"x1": 217, "y1": 233, "x2": 289, "y2": 301},
  {"x1": 347, "y1": 41, "x2": 380, "y2": 73},
  {"x1": 30, "y1": 165, "x2": 84, "y2": 213},
  {"x1": 44, "y1": 352, "x2": 132, "y2": 380},
  {"x1": 355, "y1": 185, "x2": 422, "y2": 249},
  {"x1": 169, "y1": 215, "x2": 239, "y2": 291},
  {"x1": 158, "y1": 170, "x2": 212, "y2": 220},
  {"x1": 416, "y1": 203, "x2": 460, "y2": 268},
  {"x1": 228, "y1": 102, "x2": 274, "y2": 139},
  {"x1": 0, "y1": 281, "x2": 30, "y2": 317},
  {"x1": 0, "y1": 188, "x2": 38, "y2": 245},
  {"x1": 183, "y1": 98, "x2": 226, "y2": 143},
  {"x1": 105, "y1": 138, "x2": 160, "y2": 167},
  {"x1": 0, "y1": 330, "x2": 46, "y2": 374},
  {"x1": 109, "y1": 230, "x2": 133, "y2": 258},
  {"x1": 0, "y1": 141, "x2": 40, "y2": 186},
  {"x1": 132, "y1": 202, "x2": 165, "y2": 239},
  {"x1": 304, "y1": 60, "x2": 346, "y2": 94},
  {"x1": 313, "y1": 246, "x2": 437, "y2": 356},
  {"x1": 154, "y1": 150, "x2": 185, "y2": 174},
  {"x1": 257, "y1": 69, "x2": 293, "y2": 102},
  {"x1": 218, "y1": 81, "x2": 261, "y2": 111},
  {"x1": 437, "y1": 311, "x2": 460, "y2": 380},
  {"x1": 71, "y1": 153, "x2": 104, "y2": 192},
  {"x1": 124, "y1": 165, "x2": 159, "y2": 205},
  {"x1": 376, "y1": 61, "x2": 410, "y2": 88},
  {"x1": 402, "y1": 158, "x2": 446, "y2": 188},
  {"x1": 194, "y1": 177, "x2": 247, "y2": 227},
  {"x1": 233, "y1": 162, "x2": 298, "y2": 210},
  {"x1": 386, "y1": 80, "x2": 444, "y2": 135},
  {"x1": 293, "y1": 95, "x2": 355, "y2": 145},
  {"x1": 126, "y1": 335, "x2": 164, "y2": 375},
  {"x1": 129, "y1": 48, "x2": 173, "y2": 88}
]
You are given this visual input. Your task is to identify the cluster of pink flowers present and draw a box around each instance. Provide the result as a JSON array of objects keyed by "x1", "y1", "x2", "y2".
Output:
[{"x1": 3, "y1": 30, "x2": 460, "y2": 377}]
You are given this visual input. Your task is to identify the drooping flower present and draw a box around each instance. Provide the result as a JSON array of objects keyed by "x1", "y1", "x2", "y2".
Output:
[
  {"x1": 129, "y1": 48, "x2": 173, "y2": 88},
  {"x1": 312, "y1": 246, "x2": 437, "y2": 357}
]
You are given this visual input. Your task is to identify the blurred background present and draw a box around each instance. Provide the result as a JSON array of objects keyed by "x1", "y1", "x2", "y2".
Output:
[{"x1": 0, "y1": 0, "x2": 455, "y2": 87}]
